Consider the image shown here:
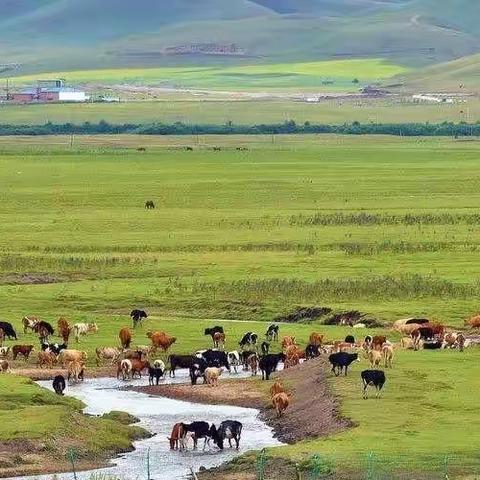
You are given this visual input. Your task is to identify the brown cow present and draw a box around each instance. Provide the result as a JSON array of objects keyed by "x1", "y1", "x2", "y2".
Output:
[
  {"x1": 119, "y1": 327, "x2": 133, "y2": 349},
  {"x1": 465, "y1": 315, "x2": 480, "y2": 329},
  {"x1": 213, "y1": 332, "x2": 226, "y2": 349},
  {"x1": 67, "y1": 361, "x2": 85, "y2": 382},
  {"x1": 281, "y1": 336, "x2": 296, "y2": 349},
  {"x1": 270, "y1": 381, "x2": 285, "y2": 398},
  {"x1": 57, "y1": 317, "x2": 71, "y2": 343},
  {"x1": 0, "y1": 360, "x2": 9, "y2": 373},
  {"x1": 169, "y1": 422, "x2": 186, "y2": 450},
  {"x1": 309, "y1": 332, "x2": 324, "y2": 347},
  {"x1": 22, "y1": 315, "x2": 40, "y2": 334},
  {"x1": 58, "y1": 349, "x2": 87, "y2": 368},
  {"x1": 272, "y1": 392, "x2": 290, "y2": 417},
  {"x1": 372, "y1": 336, "x2": 387, "y2": 350},
  {"x1": 37, "y1": 350, "x2": 57, "y2": 369},
  {"x1": 147, "y1": 331, "x2": 177, "y2": 353},
  {"x1": 12, "y1": 345, "x2": 34, "y2": 361},
  {"x1": 130, "y1": 359, "x2": 150, "y2": 378}
]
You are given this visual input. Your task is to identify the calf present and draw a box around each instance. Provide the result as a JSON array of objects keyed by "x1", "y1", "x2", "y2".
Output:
[
  {"x1": 265, "y1": 324, "x2": 279, "y2": 342},
  {"x1": 247, "y1": 353, "x2": 259, "y2": 376},
  {"x1": 218, "y1": 420, "x2": 243, "y2": 450},
  {"x1": 169, "y1": 422, "x2": 187, "y2": 450},
  {"x1": 0, "y1": 322, "x2": 17, "y2": 340},
  {"x1": 148, "y1": 366, "x2": 165, "y2": 385},
  {"x1": 67, "y1": 361, "x2": 85, "y2": 382},
  {"x1": 73, "y1": 323, "x2": 98, "y2": 342},
  {"x1": 259, "y1": 353, "x2": 286, "y2": 380},
  {"x1": 204, "y1": 326, "x2": 224, "y2": 341},
  {"x1": 382, "y1": 344, "x2": 394, "y2": 368},
  {"x1": 213, "y1": 332, "x2": 226, "y2": 349},
  {"x1": 227, "y1": 351, "x2": 241, "y2": 373},
  {"x1": 272, "y1": 392, "x2": 289, "y2": 417},
  {"x1": 52, "y1": 375, "x2": 66, "y2": 395},
  {"x1": 361, "y1": 370, "x2": 386, "y2": 399},
  {"x1": 328, "y1": 352, "x2": 359, "y2": 376},
  {"x1": 204, "y1": 367, "x2": 222, "y2": 387},
  {"x1": 367, "y1": 349, "x2": 382, "y2": 368},
  {"x1": 12, "y1": 345, "x2": 34, "y2": 361},
  {"x1": 182, "y1": 421, "x2": 222, "y2": 450}
]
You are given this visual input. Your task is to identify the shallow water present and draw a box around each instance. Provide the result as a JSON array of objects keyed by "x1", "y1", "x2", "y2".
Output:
[{"x1": 8, "y1": 370, "x2": 282, "y2": 480}]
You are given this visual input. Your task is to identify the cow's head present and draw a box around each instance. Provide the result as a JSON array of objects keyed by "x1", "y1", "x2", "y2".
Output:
[{"x1": 209, "y1": 425, "x2": 223, "y2": 450}]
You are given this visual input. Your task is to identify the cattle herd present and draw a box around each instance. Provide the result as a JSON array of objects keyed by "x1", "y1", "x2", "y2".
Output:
[{"x1": 0, "y1": 312, "x2": 477, "y2": 452}]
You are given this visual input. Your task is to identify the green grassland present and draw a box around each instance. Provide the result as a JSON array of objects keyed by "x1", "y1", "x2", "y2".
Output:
[
  {"x1": 1, "y1": 96, "x2": 478, "y2": 126},
  {"x1": 1, "y1": 134, "x2": 480, "y2": 476}
]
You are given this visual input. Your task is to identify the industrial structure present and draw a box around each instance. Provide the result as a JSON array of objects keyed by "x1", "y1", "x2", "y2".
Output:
[{"x1": 11, "y1": 79, "x2": 88, "y2": 104}]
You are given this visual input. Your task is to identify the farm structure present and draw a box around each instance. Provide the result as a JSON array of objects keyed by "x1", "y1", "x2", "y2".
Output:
[{"x1": 11, "y1": 79, "x2": 88, "y2": 104}]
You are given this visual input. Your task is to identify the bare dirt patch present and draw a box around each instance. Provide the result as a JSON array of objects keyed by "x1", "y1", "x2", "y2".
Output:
[{"x1": 0, "y1": 273, "x2": 68, "y2": 285}]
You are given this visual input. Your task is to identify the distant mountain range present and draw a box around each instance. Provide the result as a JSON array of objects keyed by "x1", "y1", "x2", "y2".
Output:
[{"x1": 0, "y1": 0, "x2": 479, "y2": 76}]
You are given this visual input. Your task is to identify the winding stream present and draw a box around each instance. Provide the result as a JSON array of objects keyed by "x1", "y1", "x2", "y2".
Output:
[{"x1": 9, "y1": 371, "x2": 282, "y2": 480}]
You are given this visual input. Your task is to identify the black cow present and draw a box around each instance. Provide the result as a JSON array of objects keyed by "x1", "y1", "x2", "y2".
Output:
[
  {"x1": 261, "y1": 341, "x2": 270, "y2": 355},
  {"x1": 53, "y1": 375, "x2": 66, "y2": 396},
  {"x1": 199, "y1": 349, "x2": 230, "y2": 371},
  {"x1": 130, "y1": 309, "x2": 148, "y2": 328},
  {"x1": 361, "y1": 370, "x2": 386, "y2": 398},
  {"x1": 189, "y1": 360, "x2": 207, "y2": 385},
  {"x1": 204, "y1": 326, "x2": 224, "y2": 337},
  {"x1": 259, "y1": 353, "x2": 285, "y2": 380},
  {"x1": 145, "y1": 200, "x2": 155, "y2": 210},
  {"x1": 423, "y1": 341, "x2": 442, "y2": 350},
  {"x1": 0, "y1": 322, "x2": 17, "y2": 340},
  {"x1": 305, "y1": 344, "x2": 320, "y2": 360},
  {"x1": 344, "y1": 335, "x2": 355, "y2": 344},
  {"x1": 328, "y1": 352, "x2": 359, "y2": 376},
  {"x1": 265, "y1": 324, "x2": 279, "y2": 342},
  {"x1": 168, "y1": 354, "x2": 199, "y2": 377},
  {"x1": 239, "y1": 332, "x2": 258, "y2": 349},
  {"x1": 182, "y1": 421, "x2": 222, "y2": 450},
  {"x1": 241, "y1": 350, "x2": 256, "y2": 370},
  {"x1": 148, "y1": 366, "x2": 164, "y2": 386},
  {"x1": 218, "y1": 420, "x2": 243, "y2": 450},
  {"x1": 41, "y1": 342, "x2": 67, "y2": 356}
]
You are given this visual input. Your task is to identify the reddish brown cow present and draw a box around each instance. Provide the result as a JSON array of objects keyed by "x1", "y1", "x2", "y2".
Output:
[
  {"x1": 130, "y1": 359, "x2": 150, "y2": 378},
  {"x1": 12, "y1": 345, "x2": 35, "y2": 361},
  {"x1": 147, "y1": 331, "x2": 177, "y2": 353},
  {"x1": 281, "y1": 336, "x2": 296, "y2": 349},
  {"x1": 213, "y1": 332, "x2": 226, "y2": 349},
  {"x1": 119, "y1": 327, "x2": 133, "y2": 349},
  {"x1": 272, "y1": 392, "x2": 290, "y2": 417},
  {"x1": 169, "y1": 423, "x2": 186, "y2": 450},
  {"x1": 465, "y1": 315, "x2": 480, "y2": 329},
  {"x1": 372, "y1": 336, "x2": 387, "y2": 350},
  {"x1": 57, "y1": 317, "x2": 71, "y2": 343},
  {"x1": 309, "y1": 332, "x2": 324, "y2": 347}
]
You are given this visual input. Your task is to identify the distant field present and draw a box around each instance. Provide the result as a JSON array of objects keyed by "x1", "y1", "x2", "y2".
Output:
[
  {"x1": 7, "y1": 59, "x2": 408, "y2": 91},
  {"x1": 1, "y1": 96, "x2": 478, "y2": 125}
]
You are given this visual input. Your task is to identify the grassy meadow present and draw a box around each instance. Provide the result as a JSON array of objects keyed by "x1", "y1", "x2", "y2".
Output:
[{"x1": 1, "y1": 134, "x2": 480, "y2": 476}]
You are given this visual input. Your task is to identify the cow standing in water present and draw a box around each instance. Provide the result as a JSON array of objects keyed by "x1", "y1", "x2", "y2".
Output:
[{"x1": 218, "y1": 420, "x2": 243, "y2": 449}]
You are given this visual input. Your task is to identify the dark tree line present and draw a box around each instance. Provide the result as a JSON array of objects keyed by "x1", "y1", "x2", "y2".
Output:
[{"x1": 0, "y1": 120, "x2": 479, "y2": 136}]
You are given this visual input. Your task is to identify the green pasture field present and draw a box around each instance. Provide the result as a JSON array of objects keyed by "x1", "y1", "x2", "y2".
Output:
[
  {"x1": 6, "y1": 59, "x2": 407, "y2": 92},
  {"x1": 1, "y1": 96, "x2": 477, "y2": 126},
  {"x1": 1, "y1": 133, "x2": 480, "y2": 476}
]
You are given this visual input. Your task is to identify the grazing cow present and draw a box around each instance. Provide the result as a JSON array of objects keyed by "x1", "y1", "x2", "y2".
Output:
[
  {"x1": 198, "y1": 349, "x2": 230, "y2": 371},
  {"x1": 169, "y1": 422, "x2": 187, "y2": 450},
  {"x1": 281, "y1": 336, "x2": 296, "y2": 349},
  {"x1": 130, "y1": 309, "x2": 148, "y2": 328},
  {"x1": 67, "y1": 361, "x2": 85, "y2": 382},
  {"x1": 121, "y1": 348, "x2": 147, "y2": 361},
  {"x1": 272, "y1": 392, "x2": 290, "y2": 417},
  {"x1": 22, "y1": 315, "x2": 40, "y2": 334},
  {"x1": 52, "y1": 375, "x2": 66, "y2": 395},
  {"x1": 305, "y1": 344, "x2": 321, "y2": 360},
  {"x1": 227, "y1": 351, "x2": 241, "y2": 373},
  {"x1": 213, "y1": 332, "x2": 226, "y2": 349},
  {"x1": 261, "y1": 342, "x2": 270, "y2": 355},
  {"x1": 58, "y1": 349, "x2": 87, "y2": 368},
  {"x1": 96, "y1": 347, "x2": 121, "y2": 366},
  {"x1": 130, "y1": 359, "x2": 150, "y2": 378},
  {"x1": 344, "y1": 335, "x2": 355, "y2": 344},
  {"x1": 265, "y1": 324, "x2": 279, "y2": 342},
  {"x1": 205, "y1": 326, "x2": 224, "y2": 343},
  {"x1": 168, "y1": 354, "x2": 198, "y2": 377},
  {"x1": 367, "y1": 349, "x2": 382, "y2": 368},
  {"x1": 182, "y1": 422, "x2": 222, "y2": 450},
  {"x1": 382, "y1": 344, "x2": 394, "y2": 368},
  {"x1": 371, "y1": 336, "x2": 386, "y2": 350},
  {"x1": 118, "y1": 327, "x2": 133, "y2": 350},
  {"x1": 33, "y1": 321, "x2": 55, "y2": 337},
  {"x1": 73, "y1": 323, "x2": 98, "y2": 342},
  {"x1": 465, "y1": 315, "x2": 480, "y2": 329},
  {"x1": 12, "y1": 345, "x2": 34, "y2": 361},
  {"x1": 0, "y1": 347, "x2": 10, "y2": 359},
  {"x1": 0, "y1": 322, "x2": 17, "y2": 340},
  {"x1": 57, "y1": 317, "x2": 71, "y2": 343},
  {"x1": 259, "y1": 353, "x2": 286, "y2": 380},
  {"x1": 270, "y1": 381, "x2": 285, "y2": 397},
  {"x1": 147, "y1": 331, "x2": 177, "y2": 353},
  {"x1": 0, "y1": 360, "x2": 10, "y2": 373},
  {"x1": 204, "y1": 367, "x2": 223, "y2": 387},
  {"x1": 239, "y1": 332, "x2": 258, "y2": 349},
  {"x1": 247, "y1": 353, "x2": 259, "y2": 376},
  {"x1": 118, "y1": 359, "x2": 133, "y2": 380},
  {"x1": 309, "y1": 332, "x2": 324, "y2": 347},
  {"x1": 148, "y1": 364, "x2": 165, "y2": 385},
  {"x1": 328, "y1": 352, "x2": 359, "y2": 376},
  {"x1": 284, "y1": 345, "x2": 304, "y2": 368},
  {"x1": 41, "y1": 342, "x2": 68, "y2": 356},
  {"x1": 218, "y1": 420, "x2": 243, "y2": 450},
  {"x1": 361, "y1": 370, "x2": 386, "y2": 399},
  {"x1": 145, "y1": 201, "x2": 155, "y2": 210},
  {"x1": 37, "y1": 350, "x2": 57, "y2": 369},
  {"x1": 423, "y1": 341, "x2": 442, "y2": 350}
]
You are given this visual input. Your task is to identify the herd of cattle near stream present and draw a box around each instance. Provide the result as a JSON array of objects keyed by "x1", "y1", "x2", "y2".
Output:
[{"x1": 0, "y1": 311, "x2": 479, "y2": 454}]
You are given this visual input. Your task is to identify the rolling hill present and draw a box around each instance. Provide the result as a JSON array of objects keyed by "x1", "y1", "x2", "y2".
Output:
[{"x1": 0, "y1": 0, "x2": 479, "y2": 85}]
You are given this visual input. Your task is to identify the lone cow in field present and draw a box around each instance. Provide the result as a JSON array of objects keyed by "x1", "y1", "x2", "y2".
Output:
[
  {"x1": 361, "y1": 370, "x2": 386, "y2": 399},
  {"x1": 130, "y1": 309, "x2": 148, "y2": 328}
]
